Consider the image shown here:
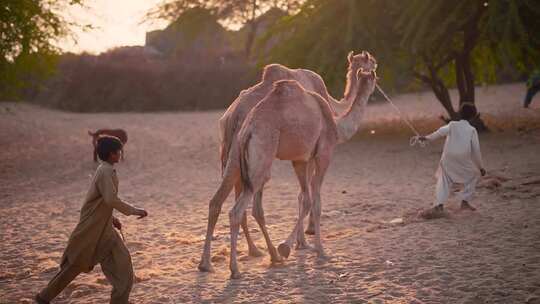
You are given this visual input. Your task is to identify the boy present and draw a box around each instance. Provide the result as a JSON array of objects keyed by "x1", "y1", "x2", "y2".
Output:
[
  {"x1": 419, "y1": 104, "x2": 486, "y2": 218},
  {"x1": 524, "y1": 68, "x2": 540, "y2": 108},
  {"x1": 36, "y1": 136, "x2": 148, "y2": 304}
]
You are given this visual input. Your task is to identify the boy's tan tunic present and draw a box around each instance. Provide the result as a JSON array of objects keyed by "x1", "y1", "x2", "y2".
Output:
[{"x1": 63, "y1": 162, "x2": 137, "y2": 272}]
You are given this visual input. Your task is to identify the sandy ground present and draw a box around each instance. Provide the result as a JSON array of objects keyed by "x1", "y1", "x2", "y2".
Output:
[{"x1": 1, "y1": 83, "x2": 540, "y2": 304}]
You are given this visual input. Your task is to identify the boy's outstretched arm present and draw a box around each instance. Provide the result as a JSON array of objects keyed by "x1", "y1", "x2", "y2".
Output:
[
  {"x1": 98, "y1": 169, "x2": 147, "y2": 217},
  {"x1": 419, "y1": 124, "x2": 450, "y2": 142},
  {"x1": 471, "y1": 129, "x2": 485, "y2": 175}
]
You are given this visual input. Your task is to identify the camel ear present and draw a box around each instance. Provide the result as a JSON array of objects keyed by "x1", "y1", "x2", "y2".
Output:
[
  {"x1": 347, "y1": 51, "x2": 354, "y2": 63},
  {"x1": 356, "y1": 69, "x2": 366, "y2": 79},
  {"x1": 362, "y1": 51, "x2": 371, "y2": 62},
  {"x1": 371, "y1": 70, "x2": 378, "y2": 80}
]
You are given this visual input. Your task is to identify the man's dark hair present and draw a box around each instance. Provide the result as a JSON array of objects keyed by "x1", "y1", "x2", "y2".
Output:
[
  {"x1": 460, "y1": 103, "x2": 478, "y2": 121},
  {"x1": 97, "y1": 136, "x2": 123, "y2": 161}
]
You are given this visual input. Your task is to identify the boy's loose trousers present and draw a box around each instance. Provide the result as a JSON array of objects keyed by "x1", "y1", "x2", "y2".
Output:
[{"x1": 39, "y1": 239, "x2": 133, "y2": 304}]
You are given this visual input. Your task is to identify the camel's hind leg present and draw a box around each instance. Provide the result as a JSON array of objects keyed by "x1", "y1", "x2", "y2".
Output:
[
  {"x1": 305, "y1": 165, "x2": 317, "y2": 235},
  {"x1": 235, "y1": 182, "x2": 264, "y2": 257},
  {"x1": 229, "y1": 134, "x2": 276, "y2": 279},
  {"x1": 198, "y1": 172, "x2": 237, "y2": 272},
  {"x1": 278, "y1": 160, "x2": 313, "y2": 258},
  {"x1": 229, "y1": 189, "x2": 254, "y2": 279}
]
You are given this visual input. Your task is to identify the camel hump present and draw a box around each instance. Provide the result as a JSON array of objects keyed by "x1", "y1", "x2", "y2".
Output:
[
  {"x1": 262, "y1": 63, "x2": 291, "y2": 83},
  {"x1": 272, "y1": 79, "x2": 304, "y2": 96}
]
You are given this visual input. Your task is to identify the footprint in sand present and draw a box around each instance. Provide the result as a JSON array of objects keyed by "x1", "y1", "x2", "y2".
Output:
[{"x1": 125, "y1": 241, "x2": 144, "y2": 252}]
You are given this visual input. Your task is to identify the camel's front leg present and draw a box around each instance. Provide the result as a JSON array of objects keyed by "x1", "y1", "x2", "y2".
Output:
[
  {"x1": 252, "y1": 189, "x2": 282, "y2": 263},
  {"x1": 280, "y1": 191, "x2": 312, "y2": 257},
  {"x1": 241, "y1": 212, "x2": 264, "y2": 257},
  {"x1": 295, "y1": 193, "x2": 312, "y2": 250},
  {"x1": 311, "y1": 156, "x2": 330, "y2": 258},
  {"x1": 305, "y1": 164, "x2": 317, "y2": 235},
  {"x1": 279, "y1": 161, "x2": 312, "y2": 258},
  {"x1": 305, "y1": 211, "x2": 316, "y2": 235}
]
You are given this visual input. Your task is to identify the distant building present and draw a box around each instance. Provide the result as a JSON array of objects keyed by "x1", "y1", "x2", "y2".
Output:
[
  {"x1": 145, "y1": 8, "x2": 235, "y2": 60},
  {"x1": 145, "y1": 7, "x2": 287, "y2": 61}
]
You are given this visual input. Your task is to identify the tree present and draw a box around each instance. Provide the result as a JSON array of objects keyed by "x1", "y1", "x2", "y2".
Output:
[
  {"x1": 145, "y1": 0, "x2": 304, "y2": 57},
  {"x1": 399, "y1": 0, "x2": 540, "y2": 129},
  {"x1": 0, "y1": 0, "x2": 85, "y2": 99},
  {"x1": 263, "y1": 0, "x2": 540, "y2": 130},
  {"x1": 258, "y1": 0, "x2": 409, "y2": 98}
]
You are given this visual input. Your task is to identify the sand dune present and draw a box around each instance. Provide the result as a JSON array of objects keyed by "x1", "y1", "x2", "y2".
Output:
[{"x1": 1, "y1": 83, "x2": 539, "y2": 303}]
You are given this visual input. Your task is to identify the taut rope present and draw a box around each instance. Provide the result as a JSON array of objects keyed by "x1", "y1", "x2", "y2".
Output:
[{"x1": 375, "y1": 84, "x2": 425, "y2": 147}]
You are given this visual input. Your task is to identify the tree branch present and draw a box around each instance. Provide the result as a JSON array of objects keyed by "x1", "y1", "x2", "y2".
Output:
[
  {"x1": 434, "y1": 52, "x2": 457, "y2": 70},
  {"x1": 413, "y1": 71, "x2": 432, "y2": 85}
]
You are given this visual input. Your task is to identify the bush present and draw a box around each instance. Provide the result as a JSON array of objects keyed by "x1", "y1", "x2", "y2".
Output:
[{"x1": 31, "y1": 49, "x2": 258, "y2": 112}]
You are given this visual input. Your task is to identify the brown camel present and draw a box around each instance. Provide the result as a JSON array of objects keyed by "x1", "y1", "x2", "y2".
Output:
[
  {"x1": 200, "y1": 66, "x2": 377, "y2": 278},
  {"x1": 218, "y1": 52, "x2": 377, "y2": 258},
  {"x1": 88, "y1": 129, "x2": 128, "y2": 161}
]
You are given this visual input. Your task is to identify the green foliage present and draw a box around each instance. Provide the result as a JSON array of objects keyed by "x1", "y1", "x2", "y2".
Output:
[
  {"x1": 258, "y1": 0, "x2": 410, "y2": 96},
  {"x1": 0, "y1": 52, "x2": 58, "y2": 100},
  {"x1": 399, "y1": 0, "x2": 540, "y2": 83},
  {"x1": 145, "y1": 0, "x2": 304, "y2": 56},
  {"x1": 262, "y1": 0, "x2": 539, "y2": 117},
  {"x1": 0, "y1": 0, "x2": 84, "y2": 100},
  {"x1": 146, "y1": 0, "x2": 303, "y2": 26}
]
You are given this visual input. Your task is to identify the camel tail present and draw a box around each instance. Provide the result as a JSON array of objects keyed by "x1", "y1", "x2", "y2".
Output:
[
  {"x1": 208, "y1": 149, "x2": 240, "y2": 213},
  {"x1": 239, "y1": 132, "x2": 252, "y2": 192},
  {"x1": 219, "y1": 115, "x2": 237, "y2": 176}
]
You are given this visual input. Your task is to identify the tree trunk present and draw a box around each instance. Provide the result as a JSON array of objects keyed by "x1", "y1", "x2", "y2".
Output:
[
  {"x1": 244, "y1": 21, "x2": 259, "y2": 58},
  {"x1": 426, "y1": 65, "x2": 459, "y2": 120},
  {"x1": 433, "y1": 80, "x2": 459, "y2": 121},
  {"x1": 454, "y1": 3, "x2": 488, "y2": 132},
  {"x1": 244, "y1": 0, "x2": 259, "y2": 58}
]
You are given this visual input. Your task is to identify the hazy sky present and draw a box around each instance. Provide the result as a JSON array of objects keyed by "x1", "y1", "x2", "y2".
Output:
[{"x1": 59, "y1": 0, "x2": 167, "y2": 54}]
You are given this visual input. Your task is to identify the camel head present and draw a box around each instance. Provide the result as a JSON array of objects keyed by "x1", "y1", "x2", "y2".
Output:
[
  {"x1": 355, "y1": 69, "x2": 377, "y2": 99},
  {"x1": 347, "y1": 50, "x2": 377, "y2": 73},
  {"x1": 88, "y1": 130, "x2": 98, "y2": 147},
  {"x1": 344, "y1": 51, "x2": 377, "y2": 101}
]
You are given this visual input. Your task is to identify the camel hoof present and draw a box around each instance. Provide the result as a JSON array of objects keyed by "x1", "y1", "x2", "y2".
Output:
[
  {"x1": 230, "y1": 271, "x2": 242, "y2": 280},
  {"x1": 277, "y1": 243, "x2": 291, "y2": 259},
  {"x1": 270, "y1": 251, "x2": 284, "y2": 263},
  {"x1": 305, "y1": 227, "x2": 315, "y2": 235},
  {"x1": 313, "y1": 246, "x2": 328, "y2": 259},
  {"x1": 295, "y1": 242, "x2": 312, "y2": 251},
  {"x1": 198, "y1": 261, "x2": 213, "y2": 272},
  {"x1": 317, "y1": 252, "x2": 329, "y2": 261},
  {"x1": 248, "y1": 247, "x2": 265, "y2": 257}
]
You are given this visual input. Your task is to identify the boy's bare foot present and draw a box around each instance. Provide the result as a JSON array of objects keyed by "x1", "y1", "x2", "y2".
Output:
[
  {"x1": 35, "y1": 294, "x2": 49, "y2": 304},
  {"x1": 460, "y1": 200, "x2": 476, "y2": 211},
  {"x1": 419, "y1": 204, "x2": 445, "y2": 220}
]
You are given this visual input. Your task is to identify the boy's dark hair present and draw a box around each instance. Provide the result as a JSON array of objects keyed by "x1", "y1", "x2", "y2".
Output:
[
  {"x1": 460, "y1": 103, "x2": 478, "y2": 120},
  {"x1": 97, "y1": 136, "x2": 123, "y2": 161}
]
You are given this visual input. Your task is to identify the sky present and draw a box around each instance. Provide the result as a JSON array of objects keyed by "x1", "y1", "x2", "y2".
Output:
[{"x1": 59, "y1": 0, "x2": 167, "y2": 54}]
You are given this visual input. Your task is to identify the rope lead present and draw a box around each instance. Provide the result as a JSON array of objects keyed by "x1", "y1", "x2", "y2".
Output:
[{"x1": 375, "y1": 84, "x2": 426, "y2": 147}]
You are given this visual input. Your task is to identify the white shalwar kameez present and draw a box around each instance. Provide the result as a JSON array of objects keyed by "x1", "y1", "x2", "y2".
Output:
[{"x1": 426, "y1": 120, "x2": 484, "y2": 206}]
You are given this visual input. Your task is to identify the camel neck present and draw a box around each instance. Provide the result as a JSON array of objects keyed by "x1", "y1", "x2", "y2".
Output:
[
  {"x1": 342, "y1": 68, "x2": 362, "y2": 105},
  {"x1": 336, "y1": 90, "x2": 370, "y2": 143}
]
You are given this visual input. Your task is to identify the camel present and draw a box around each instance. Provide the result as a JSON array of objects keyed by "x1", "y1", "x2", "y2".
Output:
[
  {"x1": 217, "y1": 52, "x2": 377, "y2": 259},
  {"x1": 88, "y1": 129, "x2": 128, "y2": 161},
  {"x1": 199, "y1": 64, "x2": 377, "y2": 278}
]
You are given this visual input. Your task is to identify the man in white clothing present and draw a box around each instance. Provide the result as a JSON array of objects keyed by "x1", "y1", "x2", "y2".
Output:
[{"x1": 419, "y1": 104, "x2": 486, "y2": 218}]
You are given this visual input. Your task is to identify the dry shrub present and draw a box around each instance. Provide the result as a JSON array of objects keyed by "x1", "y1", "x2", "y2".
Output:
[{"x1": 31, "y1": 50, "x2": 257, "y2": 112}]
